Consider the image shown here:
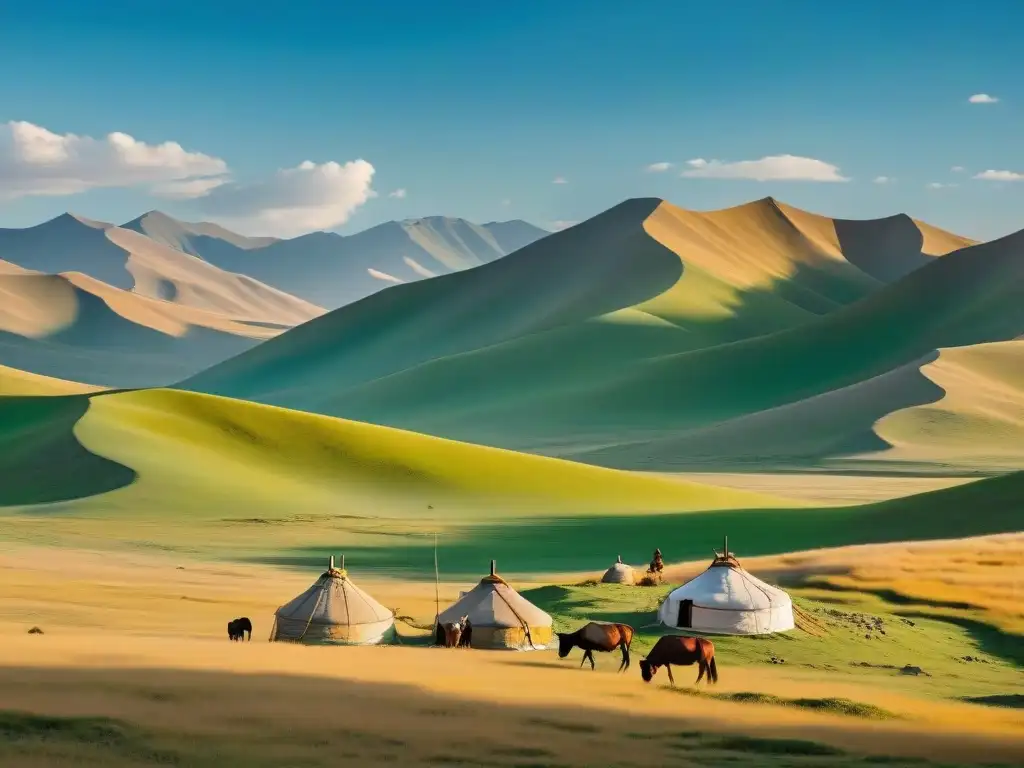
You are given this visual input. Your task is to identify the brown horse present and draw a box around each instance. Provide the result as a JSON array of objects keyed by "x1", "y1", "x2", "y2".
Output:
[
  {"x1": 557, "y1": 622, "x2": 634, "y2": 672},
  {"x1": 639, "y1": 635, "x2": 718, "y2": 686},
  {"x1": 442, "y1": 615, "x2": 469, "y2": 647}
]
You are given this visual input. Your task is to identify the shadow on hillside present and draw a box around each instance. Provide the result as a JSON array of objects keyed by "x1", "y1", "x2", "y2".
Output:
[
  {"x1": 0, "y1": 663, "x2": 1004, "y2": 767},
  {"x1": 896, "y1": 612, "x2": 1024, "y2": 668},
  {"x1": 0, "y1": 395, "x2": 136, "y2": 507},
  {"x1": 252, "y1": 476, "x2": 1024, "y2": 580}
]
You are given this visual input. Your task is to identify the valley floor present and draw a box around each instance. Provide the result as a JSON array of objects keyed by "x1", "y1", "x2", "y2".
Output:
[{"x1": 0, "y1": 533, "x2": 1021, "y2": 767}]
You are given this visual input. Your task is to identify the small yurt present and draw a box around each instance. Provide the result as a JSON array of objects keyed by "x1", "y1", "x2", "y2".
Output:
[
  {"x1": 657, "y1": 539, "x2": 794, "y2": 636},
  {"x1": 434, "y1": 560, "x2": 553, "y2": 650},
  {"x1": 270, "y1": 555, "x2": 395, "y2": 645},
  {"x1": 601, "y1": 555, "x2": 635, "y2": 585}
]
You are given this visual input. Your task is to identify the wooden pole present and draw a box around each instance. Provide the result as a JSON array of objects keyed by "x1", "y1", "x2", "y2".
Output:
[{"x1": 433, "y1": 532, "x2": 440, "y2": 621}]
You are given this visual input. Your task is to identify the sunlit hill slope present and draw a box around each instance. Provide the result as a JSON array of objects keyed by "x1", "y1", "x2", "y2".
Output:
[{"x1": 180, "y1": 196, "x2": 1018, "y2": 473}]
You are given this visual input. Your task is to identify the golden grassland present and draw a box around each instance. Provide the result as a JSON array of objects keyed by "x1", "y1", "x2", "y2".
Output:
[{"x1": 0, "y1": 537, "x2": 1021, "y2": 767}]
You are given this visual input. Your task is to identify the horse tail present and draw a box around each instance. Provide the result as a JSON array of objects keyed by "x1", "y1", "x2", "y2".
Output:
[
  {"x1": 621, "y1": 624, "x2": 634, "y2": 650},
  {"x1": 707, "y1": 650, "x2": 719, "y2": 684}
]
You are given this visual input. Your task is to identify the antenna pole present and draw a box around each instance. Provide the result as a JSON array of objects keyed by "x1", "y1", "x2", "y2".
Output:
[
  {"x1": 490, "y1": 559, "x2": 496, "y2": 577},
  {"x1": 329, "y1": 554, "x2": 334, "y2": 570},
  {"x1": 341, "y1": 554, "x2": 345, "y2": 571},
  {"x1": 433, "y1": 532, "x2": 440, "y2": 621},
  {"x1": 724, "y1": 535, "x2": 728, "y2": 558}
]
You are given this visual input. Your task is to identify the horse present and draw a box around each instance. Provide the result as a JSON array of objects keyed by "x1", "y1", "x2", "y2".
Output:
[
  {"x1": 557, "y1": 622, "x2": 634, "y2": 672},
  {"x1": 458, "y1": 617, "x2": 473, "y2": 648},
  {"x1": 442, "y1": 615, "x2": 469, "y2": 647},
  {"x1": 227, "y1": 617, "x2": 253, "y2": 642},
  {"x1": 639, "y1": 635, "x2": 717, "y2": 686}
]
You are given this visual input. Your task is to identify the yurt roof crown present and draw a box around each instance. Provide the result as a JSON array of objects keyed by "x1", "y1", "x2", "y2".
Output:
[{"x1": 709, "y1": 536, "x2": 741, "y2": 569}]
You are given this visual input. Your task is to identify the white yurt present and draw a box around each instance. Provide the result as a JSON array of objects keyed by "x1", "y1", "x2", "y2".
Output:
[
  {"x1": 601, "y1": 555, "x2": 635, "y2": 585},
  {"x1": 434, "y1": 560, "x2": 553, "y2": 650},
  {"x1": 270, "y1": 555, "x2": 396, "y2": 645},
  {"x1": 657, "y1": 539, "x2": 794, "y2": 635}
]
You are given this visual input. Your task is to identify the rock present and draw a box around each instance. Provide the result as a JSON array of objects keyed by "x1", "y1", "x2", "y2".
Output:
[
  {"x1": 864, "y1": 633, "x2": 871, "y2": 639},
  {"x1": 27, "y1": 626, "x2": 43, "y2": 634},
  {"x1": 899, "y1": 665, "x2": 925, "y2": 676}
]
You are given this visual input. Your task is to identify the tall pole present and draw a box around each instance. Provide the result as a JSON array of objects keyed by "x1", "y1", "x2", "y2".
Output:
[{"x1": 433, "y1": 531, "x2": 440, "y2": 621}]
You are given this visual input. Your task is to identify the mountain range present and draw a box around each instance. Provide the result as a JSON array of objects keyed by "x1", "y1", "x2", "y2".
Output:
[
  {"x1": 0, "y1": 211, "x2": 547, "y2": 386},
  {"x1": 180, "y1": 196, "x2": 1023, "y2": 475}
]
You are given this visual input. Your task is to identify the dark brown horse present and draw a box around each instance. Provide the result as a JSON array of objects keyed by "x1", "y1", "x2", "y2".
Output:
[
  {"x1": 639, "y1": 635, "x2": 717, "y2": 686},
  {"x1": 557, "y1": 622, "x2": 634, "y2": 672},
  {"x1": 227, "y1": 617, "x2": 252, "y2": 642}
]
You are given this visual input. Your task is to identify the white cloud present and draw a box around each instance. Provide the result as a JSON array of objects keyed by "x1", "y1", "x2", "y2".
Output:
[
  {"x1": 367, "y1": 268, "x2": 403, "y2": 284},
  {"x1": 681, "y1": 154, "x2": 849, "y2": 182},
  {"x1": 645, "y1": 162, "x2": 672, "y2": 173},
  {"x1": 0, "y1": 120, "x2": 227, "y2": 200},
  {"x1": 550, "y1": 220, "x2": 579, "y2": 231},
  {"x1": 403, "y1": 256, "x2": 436, "y2": 278},
  {"x1": 873, "y1": 176, "x2": 893, "y2": 184},
  {"x1": 151, "y1": 177, "x2": 228, "y2": 200},
  {"x1": 973, "y1": 169, "x2": 1024, "y2": 181},
  {"x1": 552, "y1": 176, "x2": 568, "y2": 184},
  {"x1": 194, "y1": 159, "x2": 376, "y2": 237},
  {"x1": 388, "y1": 188, "x2": 407, "y2": 199},
  {"x1": 927, "y1": 182, "x2": 958, "y2": 189},
  {"x1": 968, "y1": 93, "x2": 999, "y2": 104},
  {"x1": 501, "y1": 198, "x2": 511, "y2": 207},
  {"x1": 951, "y1": 165, "x2": 965, "y2": 173}
]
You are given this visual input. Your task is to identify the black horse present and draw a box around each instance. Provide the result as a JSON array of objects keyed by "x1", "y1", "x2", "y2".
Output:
[{"x1": 227, "y1": 617, "x2": 253, "y2": 641}]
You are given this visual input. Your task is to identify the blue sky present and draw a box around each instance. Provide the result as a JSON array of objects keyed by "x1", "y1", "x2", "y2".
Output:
[{"x1": 0, "y1": 0, "x2": 1021, "y2": 239}]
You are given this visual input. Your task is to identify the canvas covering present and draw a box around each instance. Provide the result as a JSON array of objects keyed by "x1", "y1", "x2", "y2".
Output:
[
  {"x1": 601, "y1": 557, "x2": 635, "y2": 584},
  {"x1": 436, "y1": 575, "x2": 553, "y2": 650},
  {"x1": 272, "y1": 567, "x2": 395, "y2": 645},
  {"x1": 658, "y1": 560, "x2": 794, "y2": 635}
]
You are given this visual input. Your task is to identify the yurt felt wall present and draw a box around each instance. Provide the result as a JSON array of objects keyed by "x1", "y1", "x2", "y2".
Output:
[
  {"x1": 657, "y1": 554, "x2": 794, "y2": 636},
  {"x1": 271, "y1": 558, "x2": 395, "y2": 645},
  {"x1": 435, "y1": 562, "x2": 552, "y2": 650}
]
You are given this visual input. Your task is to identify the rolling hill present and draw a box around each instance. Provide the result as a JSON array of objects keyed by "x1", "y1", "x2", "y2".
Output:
[
  {"x1": 0, "y1": 214, "x2": 324, "y2": 387},
  {"x1": 0, "y1": 383, "x2": 1020, "y2": 567},
  {"x1": 180, "y1": 196, "x2": 1013, "y2": 473}
]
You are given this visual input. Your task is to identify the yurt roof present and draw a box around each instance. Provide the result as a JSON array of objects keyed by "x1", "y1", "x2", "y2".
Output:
[
  {"x1": 602, "y1": 555, "x2": 634, "y2": 578},
  {"x1": 437, "y1": 561, "x2": 551, "y2": 628},
  {"x1": 665, "y1": 546, "x2": 791, "y2": 612},
  {"x1": 276, "y1": 555, "x2": 393, "y2": 627}
]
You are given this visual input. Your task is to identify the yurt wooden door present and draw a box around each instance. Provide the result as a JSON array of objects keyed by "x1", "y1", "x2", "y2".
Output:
[{"x1": 676, "y1": 599, "x2": 693, "y2": 628}]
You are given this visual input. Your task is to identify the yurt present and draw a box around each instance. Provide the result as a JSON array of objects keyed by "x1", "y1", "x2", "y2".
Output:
[
  {"x1": 601, "y1": 555, "x2": 635, "y2": 585},
  {"x1": 657, "y1": 539, "x2": 794, "y2": 635},
  {"x1": 270, "y1": 555, "x2": 396, "y2": 645},
  {"x1": 434, "y1": 560, "x2": 553, "y2": 650}
]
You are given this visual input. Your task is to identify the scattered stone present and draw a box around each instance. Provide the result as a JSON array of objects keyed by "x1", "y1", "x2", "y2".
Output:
[
  {"x1": 901, "y1": 618, "x2": 916, "y2": 627},
  {"x1": 899, "y1": 665, "x2": 926, "y2": 676},
  {"x1": 27, "y1": 626, "x2": 43, "y2": 635},
  {"x1": 864, "y1": 633, "x2": 871, "y2": 640}
]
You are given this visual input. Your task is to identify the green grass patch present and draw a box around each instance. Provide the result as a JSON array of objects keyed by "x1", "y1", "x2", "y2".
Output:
[{"x1": 708, "y1": 734, "x2": 846, "y2": 756}]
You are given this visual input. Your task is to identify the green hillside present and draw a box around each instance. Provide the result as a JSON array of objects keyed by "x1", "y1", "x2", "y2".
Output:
[
  {"x1": 179, "y1": 198, "x2": 1020, "y2": 473},
  {"x1": 1, "y1": 383, "x2": 1019, "y2": 572},
  {"x1": 0, "y1": 386, "x2": 792, "y2": 559}
]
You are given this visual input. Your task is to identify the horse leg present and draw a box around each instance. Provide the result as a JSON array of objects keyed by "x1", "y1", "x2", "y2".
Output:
[
  {"x1": 587, "y1": 649, "x2": 596, "y2": 670},
  {"x1": 666, "y1": 665, "x2": 676, "y2": 687},
  {"x1": 695, "y1": 660, "x2": 706, "y2": 686}
]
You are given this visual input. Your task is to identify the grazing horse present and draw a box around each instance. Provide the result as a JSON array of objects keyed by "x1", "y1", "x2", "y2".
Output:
[
  {"x1": 639, "y1": 635, "x2": 718, "y2": 686},
  {"x1": 227, "y1": 617, "x2": 253, "y2": 642},
  {"x1": 557, "y1": 622, "x2": 634, "y2": 672},
  {"x1": 442, "y1": 615, "x2": 469, "y2": 647}
]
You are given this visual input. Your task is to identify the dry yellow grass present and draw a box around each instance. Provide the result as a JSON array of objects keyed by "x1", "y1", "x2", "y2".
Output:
[
  {"x1": 0, "y1": 542, "x2": 1022, "y2": 766},
  {"x1": 669, "y1": 472, "x2": 973, "y2": 505},
  {"x1": 873, "y1": 340, "x2": 1024, "y2": 470}
]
